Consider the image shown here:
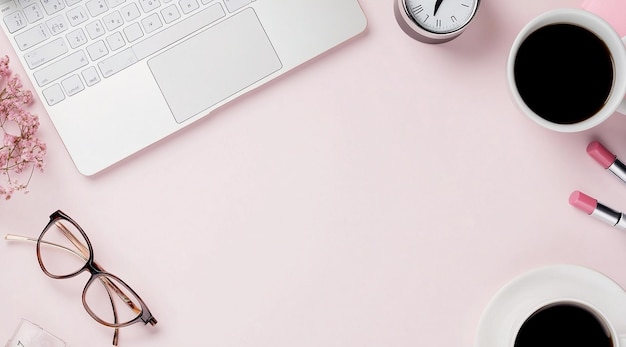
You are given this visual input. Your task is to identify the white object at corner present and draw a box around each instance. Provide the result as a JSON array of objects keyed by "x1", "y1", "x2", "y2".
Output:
[{"x1": 5, "y1": 319, "x2": 66, "y2": 347}]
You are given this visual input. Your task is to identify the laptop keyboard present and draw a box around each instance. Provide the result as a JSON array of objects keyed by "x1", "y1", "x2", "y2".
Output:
[{"x1": 2, "y1": 0, "x2": 254, "y2": 106}]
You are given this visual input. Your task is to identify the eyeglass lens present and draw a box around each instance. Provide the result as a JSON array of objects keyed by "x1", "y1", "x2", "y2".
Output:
[
  {"x1": 39, "y1": 219, "x2": 90, "y2": 277},
  {"x1": 85, "y1": 274, "x2": 144, "y2": 325}
]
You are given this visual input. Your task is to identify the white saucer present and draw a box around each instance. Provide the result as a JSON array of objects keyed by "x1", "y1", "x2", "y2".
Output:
[{"x1": 475, "y1": 264, "x2": 626, "y2": 347}]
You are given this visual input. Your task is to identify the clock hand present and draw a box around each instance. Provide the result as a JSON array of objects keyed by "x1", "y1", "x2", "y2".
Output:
[{"x1": 434, "y1": 0, "x2": 444, "y2": 16}]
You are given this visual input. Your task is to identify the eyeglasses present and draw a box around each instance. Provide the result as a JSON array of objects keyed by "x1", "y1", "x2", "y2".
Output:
[{"x1": 5, "y1": 210, "x2": 157, "y2": 346}]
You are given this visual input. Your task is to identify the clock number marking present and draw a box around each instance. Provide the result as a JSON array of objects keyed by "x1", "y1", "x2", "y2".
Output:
[
  {"x1": 412, "y1": 4, "x2": 423, "y2": 15},
  {"x1": 451, "y1": 15, "x2": 457, "y2": 23},
  {"x1": 436, "y1": 19, "x2": 441, "y2": 27},
  {"x1": 461, "y1": 3, "x2": 470, "y2": 7},
  {"x1": 423, "y1": 14, "x2": 429, "y2": 22}
]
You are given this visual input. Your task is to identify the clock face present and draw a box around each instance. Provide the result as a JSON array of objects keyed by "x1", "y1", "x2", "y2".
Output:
[{"x1": 403, "y1": 0, "x2": 478, "y2": 34}]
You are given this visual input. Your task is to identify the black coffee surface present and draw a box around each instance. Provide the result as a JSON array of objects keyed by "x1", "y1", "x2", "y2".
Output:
[
  {"x1": 514, "y1": 304, "x2": 612, "y2": 347},
  {"x1": 514, "y1": 24, "x2": 614, "y2": 124}
]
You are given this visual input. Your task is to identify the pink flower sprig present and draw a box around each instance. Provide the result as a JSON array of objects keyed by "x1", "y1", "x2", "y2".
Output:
[{"x1": 0, "y1": 55, "x2": 46, "y2": 200}]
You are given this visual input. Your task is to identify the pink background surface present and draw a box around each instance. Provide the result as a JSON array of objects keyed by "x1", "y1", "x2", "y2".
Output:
[{"x1": 2, "y1": 0, "x2": 626, "y2": 346}]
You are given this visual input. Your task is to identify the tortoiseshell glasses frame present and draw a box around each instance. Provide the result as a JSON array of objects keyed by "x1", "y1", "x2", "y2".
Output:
[{"x1": 5, "y1": 210, "x2": 157, "y2": 346}]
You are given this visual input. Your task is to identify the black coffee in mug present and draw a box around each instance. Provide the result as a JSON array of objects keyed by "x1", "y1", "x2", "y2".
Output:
[
  {"x1": 514, "y1": 303, "x2": 612, "y2": 347},
  {"x1": 514, "y1": 23, "x2": 614, "y2": 124}
]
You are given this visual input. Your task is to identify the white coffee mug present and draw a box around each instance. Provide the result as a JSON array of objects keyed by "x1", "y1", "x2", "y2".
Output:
[
  {"x1": 507, "y1": 8, "x2": 626, "y2": 132},
  {"x1": 474, "y1": 265, "x2": 626, "y2": 347}
]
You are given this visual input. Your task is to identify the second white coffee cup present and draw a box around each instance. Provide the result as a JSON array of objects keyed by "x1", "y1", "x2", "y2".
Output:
[{"x1": 507, "y1": 8, "x2": 626, "y2": 132}]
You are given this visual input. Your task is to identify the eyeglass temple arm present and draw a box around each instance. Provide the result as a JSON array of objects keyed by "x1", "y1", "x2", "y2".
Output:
[
  {"x1": 4, "y1": 232, "x2": 142, "y2": 316},
  {"x1": 102, "y1": 281, "x2": 121, "y2": 346},
  {"x1": 5, "y1": 234, "x2": 87, "y2": 260}
]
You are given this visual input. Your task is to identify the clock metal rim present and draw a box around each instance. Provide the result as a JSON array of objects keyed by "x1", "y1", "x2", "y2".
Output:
[{"x1": 394, "y1": 0, "x2": 480, "y2": 43}]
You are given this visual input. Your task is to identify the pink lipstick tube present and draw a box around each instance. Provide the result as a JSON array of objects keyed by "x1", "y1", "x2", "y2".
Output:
[
  {"x1": 587, "y1": 141, "x2": 626, "y2": 183},
  {"x1": 569, "y1": 190, "x2": 626, "y2": 230}
]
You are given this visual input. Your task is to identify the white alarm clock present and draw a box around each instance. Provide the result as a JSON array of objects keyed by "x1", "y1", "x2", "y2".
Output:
[{"x1": 394, "y1": 0, "x2": 480, "y2": 43}]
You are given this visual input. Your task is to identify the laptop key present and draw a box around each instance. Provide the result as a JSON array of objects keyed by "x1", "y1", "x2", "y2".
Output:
[
  {"x1": 45, "y1": 14, "x2": 68, "y2": 35},
  {"x1": 42, "y1": 83, "x2": 65, "y2": 105},
  {"x1": 0, "y1": 0, "x2": 18, "y2": 13},
  {"x1": 66, "y1": 5, "x2": 88, "y2": 26},
  {"x1": 138, "y1": 0, "x2": 160, "y2": 13},
  {"x1": 41, "y1": 0, "x2": 65, "y2": 15},
  {"x1": 106, "y1": 31, "x2": 125, "y2": 50},
  {"x1": 14, "y1": 23, "x2": 49, "y2": 50},
  {"x1": 3, "y1": 10, "x2": 26, "y2": 33},
  {"x1": 24, "y1": 36, "x2": 68, "y2": 68},
  {"x1": 61, "y1": 74, "x2": 84, "y2": 96},
  {"x1": 86, "y1": 40, "x2": 108, "y2": 60},
  {"x1": 81, "y1": 66, "x2": 100, "y2": 86},
  {"x1": 102, "y1": 10, "x2": 123, "y2": 31},
  {"x1": 179, "y1": 0, "x2": 198, "y2": 14},
  {"x1": 160, "y1": 4, "x2": 180, "y2": 24},
  {"x1": 97, "y1": 47, "x2": 137, "y2": 77},
  {"x1": 85, "y1": 19, "x2": 105, "y2": 39},
  {"x1": 120, "y1": 2, "x2": 140, "y2": 21},
  {"x1": 66, "y1": 28, "x2": 87, "y2": 48},
  {"x1": 85, "y1": 0, "x2": 108, "y2": 17},
  {"x1": 140, "y1": 12, "x2": 161, "y2": 33},
  {"x1": 23, "y1": 2, "x2": 44, "y2": 23},
  {"x1": 33, "y1": 50, "x2": 88, "y2": 86},
  {"x1": 123, "y1": 22, "x2": 143, "y2": 41}
]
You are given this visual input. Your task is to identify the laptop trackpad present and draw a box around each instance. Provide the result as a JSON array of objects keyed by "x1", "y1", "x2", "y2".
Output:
[{"x1": 148, "y1": 8, "x2": 282, "y2": 123}]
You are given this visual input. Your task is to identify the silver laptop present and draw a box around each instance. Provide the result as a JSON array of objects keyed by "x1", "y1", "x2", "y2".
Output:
[{"x1": 1, "y1": 0, "x2": 367, "y2": 175}]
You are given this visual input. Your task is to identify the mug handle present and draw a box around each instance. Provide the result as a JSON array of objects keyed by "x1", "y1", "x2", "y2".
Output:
[{"x1": 618, "y1": 37, "x2": 626, "y2": 114}]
